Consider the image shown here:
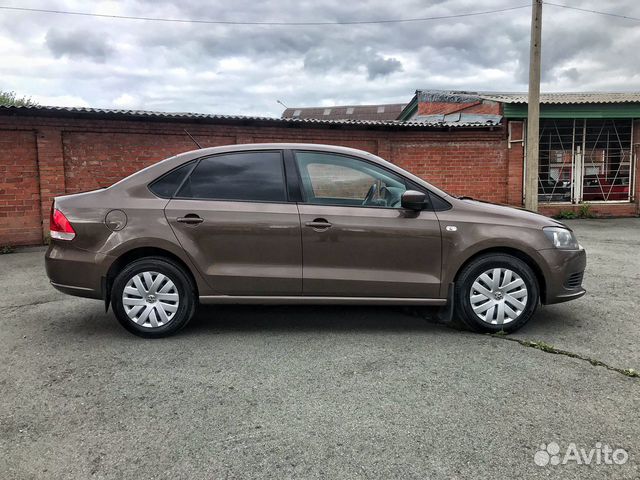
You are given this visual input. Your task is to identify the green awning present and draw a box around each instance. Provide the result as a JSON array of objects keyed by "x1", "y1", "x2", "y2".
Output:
[{"x1": 503, "y1": 103, "x2": 640, "y2": 119}]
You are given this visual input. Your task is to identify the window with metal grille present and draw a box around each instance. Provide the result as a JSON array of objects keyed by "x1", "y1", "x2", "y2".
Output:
[{"x1": 537, "y1": 119, "x2": 634, "y2": 204}]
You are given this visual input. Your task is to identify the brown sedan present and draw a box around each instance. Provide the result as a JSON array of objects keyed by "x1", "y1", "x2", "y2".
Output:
[{"x1": 45, "y1": 144, "x2": 586, "y2": 337}]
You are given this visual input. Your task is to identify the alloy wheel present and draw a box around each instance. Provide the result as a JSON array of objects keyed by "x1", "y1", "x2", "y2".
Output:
[{"x1": 469, "y1": 268, "x2": 528, "y2": 325}]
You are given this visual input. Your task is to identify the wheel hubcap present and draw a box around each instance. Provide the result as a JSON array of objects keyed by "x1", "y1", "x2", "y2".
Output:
[
  {"x1": 469, "y1": 268, "x2": 528, "y2": 325},
  {"x1": 122, "y1": 271, "x2": 179, "y2": 328}
]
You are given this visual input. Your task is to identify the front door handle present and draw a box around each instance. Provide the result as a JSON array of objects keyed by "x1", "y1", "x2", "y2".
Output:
[
  {"x1": 177, "y1": 214, "x2": 204, "y2": 225},
  {"x1": 305, "y1": 218, "x2": 332, "y2": 230}
]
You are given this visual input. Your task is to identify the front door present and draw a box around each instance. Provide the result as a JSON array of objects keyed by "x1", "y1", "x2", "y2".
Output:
[
  {"x1": 293, "y1": 151, "x2": 442, "y2": 298},
  {"x1": 165, "y1": 150, "x2": 302, "y2": 295}
]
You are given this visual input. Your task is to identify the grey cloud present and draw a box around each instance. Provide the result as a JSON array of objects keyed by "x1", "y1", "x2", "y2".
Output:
[
  {"x1": 2, "y1": 0, "x2": 640, "y2": 117},
  {"x1": 304, "y1": 47, "x2": 402, "y2": 80},
  {"x1": 561, "y1": 68, "x2": 580, "y2": 82},
  {"x1": 46, "y1": 29, "x2": 114, "y2": 62},
  {"x1": 366, "y1": 56, "x2": 402, "y2": 79}
]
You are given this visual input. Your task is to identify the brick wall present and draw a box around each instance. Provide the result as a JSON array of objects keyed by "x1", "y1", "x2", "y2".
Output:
[
  {"x1": 417, "y1": 100, "x2": 501, "y2": 116},
  {"x1": 0, "y1": 130, "x2": 41, "y2": 245},
  {"x1": 0, "y1": 112, "x2": 636, "y2": 247},
  {"x1": 507, "y1": 121, "x2": 525, "y2": 205},
  {"x1": 390, "y1": 135, "x2": 509, "y2": 203}
]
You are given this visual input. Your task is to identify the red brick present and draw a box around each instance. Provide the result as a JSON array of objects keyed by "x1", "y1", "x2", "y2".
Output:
[{"x1": 0, "y1": 114, "x2": 637, "y2": 247}]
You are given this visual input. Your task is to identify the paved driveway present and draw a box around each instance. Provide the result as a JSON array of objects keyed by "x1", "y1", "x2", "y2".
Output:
[{"x1": 1, "y1": 219, "x2": 638, "y2": 479}]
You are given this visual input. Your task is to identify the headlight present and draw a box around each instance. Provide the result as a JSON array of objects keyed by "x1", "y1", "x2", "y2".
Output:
[{"x1": 543, "y1": 227, "x2": 579, "y2": 250}]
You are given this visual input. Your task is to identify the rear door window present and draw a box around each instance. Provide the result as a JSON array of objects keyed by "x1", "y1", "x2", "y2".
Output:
[{"x1": 177, "y1": 151, "x2": 286, "y2": 202}]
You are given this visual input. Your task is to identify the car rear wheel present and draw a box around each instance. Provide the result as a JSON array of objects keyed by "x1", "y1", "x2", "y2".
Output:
[
  {"x1": 111, "y1": 257, "x2": 196, "y2": 338},
  {"x1": 453, "y1": 254, "x2": 539, "y2": 333}
]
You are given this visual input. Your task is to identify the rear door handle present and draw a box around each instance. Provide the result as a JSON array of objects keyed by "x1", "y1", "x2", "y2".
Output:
[
  {"x1": 177, "y1": 214, "x2": 204, "y2": 225},
  {"x1": 305, "y1": 218, "x2": 332, "y2": 230}
]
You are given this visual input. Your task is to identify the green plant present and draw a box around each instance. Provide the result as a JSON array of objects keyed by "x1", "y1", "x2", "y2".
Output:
[
  {"x1": 524, "y1": 340, "x2": 557, "y2": 353},
  {"x1": 553, "y1": 210, "x2": 577, "y2": 220},
  {"x1": 0, "y1": 245, "x2": 15, "y2": 254},
  {"x1": 0, "y1": 90, "x2": 38, "y2": 107},
  {"x1": 577, "y1": 203, "x2": 595, "y2": 219}
]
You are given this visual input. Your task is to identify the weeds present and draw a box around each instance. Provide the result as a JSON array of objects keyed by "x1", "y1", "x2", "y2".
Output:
[
  {"x1": 577, "y1": 203, "x2": 595, "y2": 219},
  {"x1": 554, "y1": 210, "x2": 577, "y2": 220},
  {"x1": 553, "y1": 203, "x2": 596, "y2": 220},
  {"x1": 489, "y1": 334, "x2": 639, "y2": 378}
]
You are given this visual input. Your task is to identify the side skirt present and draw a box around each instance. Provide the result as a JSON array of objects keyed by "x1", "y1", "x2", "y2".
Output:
[{"x1": 199, "y1": 295, "x2": 447, "y2": 306}]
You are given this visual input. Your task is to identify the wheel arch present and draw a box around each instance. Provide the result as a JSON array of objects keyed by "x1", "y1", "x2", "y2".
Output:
[
  {"x1": 452, "y1": 246, "x2": 547, "y2": 304},
  {"x1": 104, "y1": 246, "x2": 200, "y2": 311}
]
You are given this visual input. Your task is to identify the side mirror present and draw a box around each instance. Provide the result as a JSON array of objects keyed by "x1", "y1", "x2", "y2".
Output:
[{"x1": 401, "y1": 190, "x2": 428, "y2": 211}]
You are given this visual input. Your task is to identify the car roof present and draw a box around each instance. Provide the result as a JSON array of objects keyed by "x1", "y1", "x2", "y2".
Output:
[{"x1": 178, "y1": 143, "x2": 377, "y2": 158}]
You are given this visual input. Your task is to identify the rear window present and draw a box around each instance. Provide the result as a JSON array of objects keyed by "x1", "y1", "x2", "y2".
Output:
[
  {"x1": 177, "y1": 151, "x2": 286, "y2": 202},
  {"x1": 148, "y1": 162, "x2": 194, "y2": 198}
]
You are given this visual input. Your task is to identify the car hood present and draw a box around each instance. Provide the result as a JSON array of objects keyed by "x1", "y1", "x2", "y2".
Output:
[{"x1": 451, "y1": 197, "x2": 568, "y2": 229}]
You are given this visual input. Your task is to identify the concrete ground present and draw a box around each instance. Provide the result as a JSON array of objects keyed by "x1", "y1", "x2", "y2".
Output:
[{"x1": 1, "y1": 219, "x2": 638, "y2": 479}]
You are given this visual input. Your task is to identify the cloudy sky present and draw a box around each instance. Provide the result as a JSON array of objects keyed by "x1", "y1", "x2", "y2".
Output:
[{"x1": 1, "y1": 0, "x2": 640, "y2": 117}]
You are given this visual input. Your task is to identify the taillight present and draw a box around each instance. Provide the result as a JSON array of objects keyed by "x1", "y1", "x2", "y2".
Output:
[{"x1": 50, "y1": 204, "x2": 76, "y2": 241}]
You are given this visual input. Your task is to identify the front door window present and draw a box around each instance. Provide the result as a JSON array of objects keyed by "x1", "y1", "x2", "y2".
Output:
[{"x1": 294, "y1": 151, "x2": 408, "y2": 208}]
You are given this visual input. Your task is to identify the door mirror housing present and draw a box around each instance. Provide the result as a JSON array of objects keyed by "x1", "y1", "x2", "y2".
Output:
[{"x1": 401, "y1": 190, "x2": 428, "y2": 211}]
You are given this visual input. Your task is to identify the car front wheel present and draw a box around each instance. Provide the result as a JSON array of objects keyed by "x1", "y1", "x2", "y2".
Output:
[
  {"x1": 111, "y1": 257, "x2": 197, "y2": 338},
  {"x1": 453, "y1": 253, "x2": 539, "y2": 333}
]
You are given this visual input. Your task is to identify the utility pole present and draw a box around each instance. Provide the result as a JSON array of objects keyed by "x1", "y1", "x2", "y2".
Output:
[{"x1": 525, "y1": 0, "x2": 542, "y2": 211}]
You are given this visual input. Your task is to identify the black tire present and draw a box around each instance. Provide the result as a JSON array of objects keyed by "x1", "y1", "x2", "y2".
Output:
[
  {"x1": 453, "y1": 254, "x2": 539, "y2": 333},
  {"x1": 111, "y1": 257, "x2": 197, "y2": 338}
]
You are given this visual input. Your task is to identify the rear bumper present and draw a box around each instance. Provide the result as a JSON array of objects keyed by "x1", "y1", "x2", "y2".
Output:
[
  {"x1": 45, "y1": 243, "x2": 113, "y2": 300},
  {"x1": 538, "y1": 247, "x2": 587, "y2": 305}
]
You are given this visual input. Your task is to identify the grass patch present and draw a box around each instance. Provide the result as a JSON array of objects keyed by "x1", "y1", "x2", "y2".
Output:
[
  {"x1": 553, "y1": 203, "x2": 596, "y2": 220},
  {"x1": 489, "y1": 334, "x2": 639, "y2": 378},
  {"x1": 554, "y1": 210, "x2": 577, "y2": 220},
  {"x1": 577, "y1": 203, "x2": 596, "y2": 219},
  {"x1": 0, "y1": 245, "x2": 15, "y2": 254}
]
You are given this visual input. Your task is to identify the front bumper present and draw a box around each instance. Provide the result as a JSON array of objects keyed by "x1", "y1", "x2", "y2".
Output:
[
  {"x1": 538, "y1": 246, "x2": 587, "y2": 305},
  {"x1": 45, "y1": 243, "x2": 113, "y2": 300}
]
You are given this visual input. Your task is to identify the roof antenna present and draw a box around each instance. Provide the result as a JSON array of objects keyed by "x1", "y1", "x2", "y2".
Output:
[{"x1": 184, "y1": 129, "x2": 203, "y2": 149}]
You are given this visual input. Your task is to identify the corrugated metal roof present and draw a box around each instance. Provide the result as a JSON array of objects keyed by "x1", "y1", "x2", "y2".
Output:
[
  {"x1": 281, "y1": 103, "x2": 406, "y2": 121},
  {"x1": 416, "y1": 90, "x2": 640, "y2": 105},
  {"x1": 0, "y1": 104, "x2": 500, "y2": 129},
  {"x1": 479, "y1": 92, "x2": 640, "y2": 104}
]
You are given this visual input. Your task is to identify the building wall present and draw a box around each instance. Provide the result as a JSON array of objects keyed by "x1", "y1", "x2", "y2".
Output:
[
  {"x1": 417, "y1": 100, "x2": 501, "y2": 116},
  {"x1": 0, "y1": 113, "x2": 636, "y2": 247},
  {"x1": 0, "y1": 130, "x2": 41, "y2": 245},
  {"x1": 0, "y1": 114, "x2": 514, "y2": 246}
]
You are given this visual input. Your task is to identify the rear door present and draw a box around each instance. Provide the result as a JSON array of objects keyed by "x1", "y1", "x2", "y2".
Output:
[
  {"x1": 165, "y1": 150, "x2": 302, "y2": 295},
  {"x1": 293, "y1": 150, "x2": 442, "y2": 298}
]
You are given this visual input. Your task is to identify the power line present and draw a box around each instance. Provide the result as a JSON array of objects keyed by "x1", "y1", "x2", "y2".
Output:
[
  {"x1": 0, "y1": 2, "x2": 638, "y2": 26},
  {"x1": 2, "y1": 2, "x2": 636, "y2": 26},
  {"x1": 0, "y1": 4, "x2": 531, "y2": 26},
  {"x1": 545, "y1": 2, "x2": 640, "y2": 22}
]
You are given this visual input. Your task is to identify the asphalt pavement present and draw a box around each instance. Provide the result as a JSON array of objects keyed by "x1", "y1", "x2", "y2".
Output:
[{"x1": 1, "y1": 219, "x2": 638, "y2": 479}]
